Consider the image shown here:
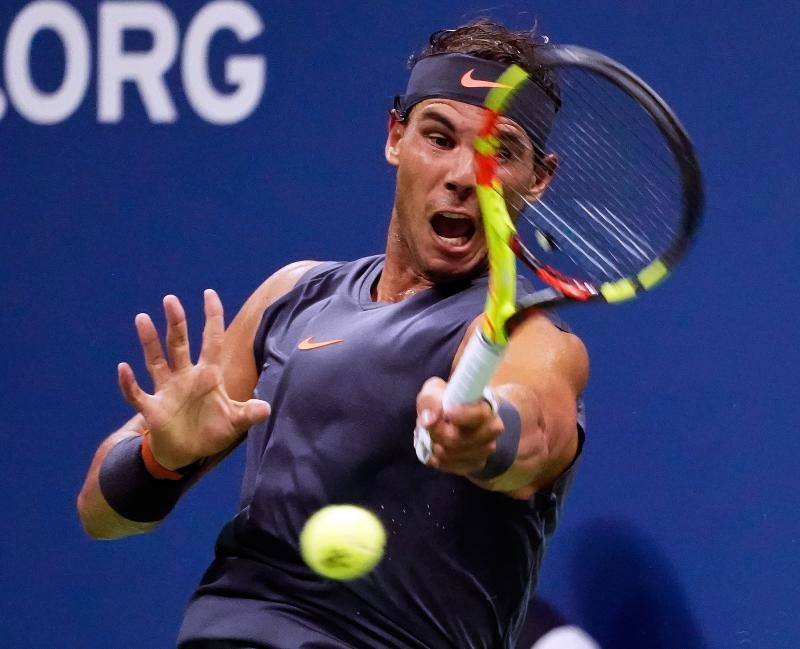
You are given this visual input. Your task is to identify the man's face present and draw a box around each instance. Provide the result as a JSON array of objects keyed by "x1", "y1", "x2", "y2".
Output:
[{"x1": 385, "y1": 98, "x2": 541, "y2": 283}]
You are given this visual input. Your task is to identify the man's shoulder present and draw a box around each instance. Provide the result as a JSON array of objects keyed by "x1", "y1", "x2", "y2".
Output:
[
  {"x1": 246, "y1": 255, "x2": 382, "y2": 317},
  {"x1": 247, "y1": 260, "x2": 322, "y2": 311},
  {"x1": 270, "y1": 255, "x2": 383, "y2": 290},
  {"x1": 272, "y1": 259, "x2": 334, "y2": 287},
  {"x1": 234, "y1": 260, "x2": 324, "y2": 330}
]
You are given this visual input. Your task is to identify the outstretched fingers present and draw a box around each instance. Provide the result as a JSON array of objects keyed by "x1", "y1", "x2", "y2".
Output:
[
  {"x1": 199, "y1": 289, "x2": 225, "y2": 366},
  {"x1": 135, "y1": 312, "x2": 171, "y2": 388},
  {"x1": 164, "y1": 294, "x2": 192, "y2": 371},
  {"x1": 117, "y1": 361, "x2": 152, "y2": 413}
]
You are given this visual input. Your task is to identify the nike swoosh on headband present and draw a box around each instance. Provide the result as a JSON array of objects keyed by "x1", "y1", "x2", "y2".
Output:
[
  {"x1": 297, "y1": 336, "x2": 345, "y2": 350},
  {"x1": 460, "y1": 69, "x2": 512, "y2": 89}
]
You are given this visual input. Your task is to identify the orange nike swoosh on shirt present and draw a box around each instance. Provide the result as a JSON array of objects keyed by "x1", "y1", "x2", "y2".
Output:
[
  {"x1": 297, "y1": 336, "x2": 345, "y2": 350},
  {"x1": 460, "y1": 69, "x2": 512, "y2": 89}
]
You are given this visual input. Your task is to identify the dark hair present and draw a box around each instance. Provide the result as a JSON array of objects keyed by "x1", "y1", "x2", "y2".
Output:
[
  {"x1": 410, "y1": 18, "x2": 549, "y2": 80},
  {"x1": 405, "y1": 19, "x2": 560, "y2": 153}
]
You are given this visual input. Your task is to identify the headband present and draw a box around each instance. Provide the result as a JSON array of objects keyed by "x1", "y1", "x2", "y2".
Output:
[{"x1": 394, "y1": 53, "x2": 559, "y2": 150}]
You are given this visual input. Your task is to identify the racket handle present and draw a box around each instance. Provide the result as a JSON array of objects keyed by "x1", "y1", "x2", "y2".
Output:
[
  {"x1": 414, "y1": 329, "x2": 506, "y2": 463},
  {"x1": 443, "y1": 328, "x2": 506, "y2": 407}
]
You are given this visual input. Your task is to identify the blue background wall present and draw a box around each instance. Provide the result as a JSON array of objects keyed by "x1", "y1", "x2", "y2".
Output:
[{"x1": 2, "y1": 1, "x2": 798, "y2": 647}]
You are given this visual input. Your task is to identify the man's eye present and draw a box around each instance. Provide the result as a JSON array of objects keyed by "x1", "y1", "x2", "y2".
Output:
[
  {"x1": 498, "y1": 142, "x2": 531, "y2": 165},
  {"x1": 429, "y1": 134, "x2": 453, "y2": 148}
]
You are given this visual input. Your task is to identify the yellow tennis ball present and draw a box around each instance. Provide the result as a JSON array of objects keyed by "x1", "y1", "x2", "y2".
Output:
[{"x1": 299, "y1": 505, "x2": 386, "y2": 580}]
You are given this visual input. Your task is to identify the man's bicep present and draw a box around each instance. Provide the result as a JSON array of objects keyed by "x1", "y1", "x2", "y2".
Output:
[{"x1": 493, "y1": 314, "x2": 588, "y2": 397}]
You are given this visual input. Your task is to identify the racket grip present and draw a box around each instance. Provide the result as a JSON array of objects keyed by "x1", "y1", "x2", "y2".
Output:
[
  {"x1": 413, "y1": 329, "x2": 506, "y2": 464},
  {"x1": 443, "y1": 329, "x2": 505, "y2": 407}
]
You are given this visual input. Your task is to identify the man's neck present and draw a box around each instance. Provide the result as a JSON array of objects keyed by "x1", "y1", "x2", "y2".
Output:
[
  {"x1": 373, "y1": 216, "x2": 435, "y2": 303},
  {"x1": 374, "y1": 254, "x2": 434, "y2": 303}
]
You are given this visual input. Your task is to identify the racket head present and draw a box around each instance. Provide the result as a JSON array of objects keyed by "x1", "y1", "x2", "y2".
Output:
[{"x1": 480, "y1": 45, "x2": 703, "y2": 308}]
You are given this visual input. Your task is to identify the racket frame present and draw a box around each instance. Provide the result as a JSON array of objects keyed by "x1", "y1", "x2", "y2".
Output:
[
  {"x1": 413, "y1": 47, "x2": 704, "y2": 465},
  {"x1": 514, "y1": 46, "x2": 704, "y2": 304}
]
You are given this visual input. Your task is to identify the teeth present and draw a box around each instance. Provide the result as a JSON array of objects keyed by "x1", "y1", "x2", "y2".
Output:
[
  {"x1": 438, "y1": 235, "x2": 469, "y2": 245},
  {"x1": 433, "y1": 212, "x2": 473, "y2": 247}
]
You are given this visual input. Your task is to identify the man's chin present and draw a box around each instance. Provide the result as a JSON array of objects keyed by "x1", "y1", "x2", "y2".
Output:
[{"x1": 422, "y1": 255, "x2": 488, "y2": 285}]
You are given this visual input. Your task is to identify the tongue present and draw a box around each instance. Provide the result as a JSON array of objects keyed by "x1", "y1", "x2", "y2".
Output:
[{"x1": 431, "y1": 214, "x2": 473, "y2": 239}]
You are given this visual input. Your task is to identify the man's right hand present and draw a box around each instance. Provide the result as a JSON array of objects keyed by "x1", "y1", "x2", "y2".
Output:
[{"x1": 117, "y1": 289, "x2": 271, "y2": 471}]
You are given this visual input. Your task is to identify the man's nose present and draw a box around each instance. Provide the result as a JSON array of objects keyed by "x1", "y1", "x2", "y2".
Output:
[{"x1": 444, "y1": 145, "x2": 476, "y2": 201}]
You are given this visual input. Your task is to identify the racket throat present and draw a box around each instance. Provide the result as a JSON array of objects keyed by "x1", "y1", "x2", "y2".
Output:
[{"x1": 513, "y1": 235, "x2": 597, "y2": 301}]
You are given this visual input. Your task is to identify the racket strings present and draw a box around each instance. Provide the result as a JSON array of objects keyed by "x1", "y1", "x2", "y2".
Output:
[
  {"x1": 516, "y1": 73, "x2": 678, "y2": 195},
  {"x1": 521, "y1": 149, "x2": 667, "y2": 273},
  {"x1": 495, "y1": 68, "x2": 684, "y2": 284},
  {"x1": 548, "y1": 73, "x2": 679, "y2": 213}
]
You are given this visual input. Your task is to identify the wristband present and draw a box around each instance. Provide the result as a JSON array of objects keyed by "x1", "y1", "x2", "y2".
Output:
[
  {"x1": 140, "y1": 433, "x2": 186, "y2": 480},
  {"x1": 469, "y1": 397, "x2": 522, "y2": 481},
  {"x1": 98, "y1": 435, "x2": 189, "y2": 523}
]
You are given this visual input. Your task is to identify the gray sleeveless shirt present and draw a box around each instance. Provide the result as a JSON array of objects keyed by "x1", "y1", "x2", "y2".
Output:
[{"x1": 179, "y1": 255, "x2": 585, "y2": 649}]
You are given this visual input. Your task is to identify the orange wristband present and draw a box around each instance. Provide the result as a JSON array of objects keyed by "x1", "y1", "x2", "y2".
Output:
[{"x1": 140, "y1": 432, "x2": 185, "y2": 481}]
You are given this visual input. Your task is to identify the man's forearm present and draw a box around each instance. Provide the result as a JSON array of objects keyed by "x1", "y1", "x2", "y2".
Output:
[
  {"x1": 77, "y1": 431, "x2": 161, "y2": 540},
  {"x1": 470, "y1": 384, "x2": 577, "y2": 498},
  {"x1": 78, "y1": 422, "x2": 241, "y2": 540}
]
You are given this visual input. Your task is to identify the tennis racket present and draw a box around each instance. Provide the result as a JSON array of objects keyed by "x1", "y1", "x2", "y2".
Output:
[{"x1": 414, "y1": 45, "x2": 703, "y2": 464}]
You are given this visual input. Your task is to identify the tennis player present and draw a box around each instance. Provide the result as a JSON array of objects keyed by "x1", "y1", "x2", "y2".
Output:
[{"x1": 78, "y1": 19, "x2": 588, "y2": 649}]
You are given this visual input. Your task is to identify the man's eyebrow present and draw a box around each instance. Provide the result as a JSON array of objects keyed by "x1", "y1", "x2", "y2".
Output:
[
  {"x1": 416, "y1": 108, "x2": 456, "y2": 132},
  {"x1": 416, "y1": 107, "x2": 531, "y2": 150},
  {"x1": 496, "y1": 122, "x2": 529, "y2": 148}
]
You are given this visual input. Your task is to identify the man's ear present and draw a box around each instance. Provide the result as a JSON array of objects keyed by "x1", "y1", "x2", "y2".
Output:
[
  {"x1": 385, "y1": 109, "x2": 405, "y2": 167},
  {"x1": 524, "y1": 152, "x2": 558, "y2": 203}
]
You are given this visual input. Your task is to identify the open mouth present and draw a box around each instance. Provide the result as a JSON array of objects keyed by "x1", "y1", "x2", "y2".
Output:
[{"x1": 430, "y1": 212, "x2": 476, "y2": 248}]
